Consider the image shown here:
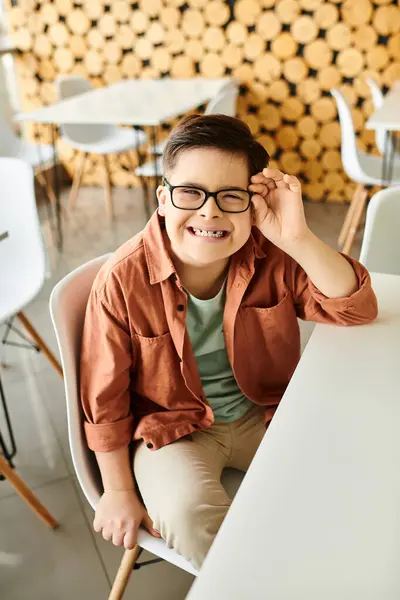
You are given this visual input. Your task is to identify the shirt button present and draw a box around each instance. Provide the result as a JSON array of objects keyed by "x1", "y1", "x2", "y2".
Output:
[
  {"x1": 177, "y1": 304, "x2": 185, "y2": 312},
  {"x1": 146, "y1": 443, "x2": 153, "y2": 449},
  {"x1": 192, "y1": 424, "x2": 200, "y2": 430}
]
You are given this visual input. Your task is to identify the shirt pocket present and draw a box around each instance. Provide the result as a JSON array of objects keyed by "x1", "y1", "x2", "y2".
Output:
[
  {"x1": 131, "y1": 332, "x2": 183, "y2": 407},
  {"x1": 238, "y1": 292, "x2": 300, "y2": 388}
]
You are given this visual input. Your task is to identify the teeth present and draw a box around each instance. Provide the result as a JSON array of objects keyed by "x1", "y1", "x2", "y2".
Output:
[{"x1": 192, "y1": 228, "x2": 225, "y2": 238}]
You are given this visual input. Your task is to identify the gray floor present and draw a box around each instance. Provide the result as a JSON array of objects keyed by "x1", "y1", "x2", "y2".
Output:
[{"x1": 0, "y1": 186, "x2": 362, "y2": 599}]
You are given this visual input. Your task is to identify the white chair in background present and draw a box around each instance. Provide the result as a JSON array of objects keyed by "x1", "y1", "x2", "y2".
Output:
[
  {"x1": 0, "y1": 157, "x2": 60, "y2": 530},
  {"x1": 56, "y1": 76, "x2": 148, "y2": 219},
  {"x1": 50, "y1": 253, "x2": 244, "y2": 600},
  {"x1": 365, "y1": 78, "x2": 400, "y2": 161},
  {"x1": 0, "y1": 113, "x2": 57, "y2": 208},
  {"x1": 0, "y1": 157, "x2": 62, "y2": 377},
  {"x1": 359, "y1": 186, "x2": 400, "y2": 275},
  {"x1": 331, "y1": 88, "x2": 400, "y2": 255},
  {"x1": 136, "y1": 81, "x2": 239, "y2": 178}
]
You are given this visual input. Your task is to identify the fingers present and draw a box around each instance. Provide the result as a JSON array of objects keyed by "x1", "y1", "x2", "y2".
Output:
[
  {"x1": 250, "y1": 169, "x2": 300, "y2": 192},
  {"x1": 283, "y1": 173, "x2": 301, "y2": 192},
  {"x1": 248, "y1": 182, "x2": 272, "y2": 196},
  {"x1": 123, "y1": 529, "x2": 137, "y2": 551},
  {"x1": 95, "y1": 516, "x2": 138, "y2": 548},
  {"x1": 112, "y1": 531, "x2": 125, "y2": 546},
  {"x1": 250, "y1": 193, "x2": 271, "y2": 218},
  {"x1": 101, "y1": 527, "x2": 113, "y2": 542},
  {"x1": 93, "y1": 515, "x2": 102, "y2": 533}
]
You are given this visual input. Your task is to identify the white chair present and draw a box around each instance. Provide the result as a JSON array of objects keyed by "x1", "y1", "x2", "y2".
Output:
[
  {"x1": 365, "y1": 78, "x2": 400, "y2": 160},
  {"x1": 0, "y1": 113, "x2": 57, "y2": 208},
  {"x1": 0, "y1": 157, "x2": 62, "y2": 376},
  {"x1": 331, "y1": 88, "x2": 400, "y2": 255},
  {"x1": 56, "y1": 76, "x2": 148, "y2": 219},
  {"x1": 359, "y1": 186, "x2": 400, "y2": 275},
  {"x1": 49, "y1": 254, "x2": 244, "y2": 600},
  {"x1": 0, "y1": 157, "x2": 60, "y2": 530},
  {"x1": 136, "y1": 82, "x2": 239, "y2": 178}
]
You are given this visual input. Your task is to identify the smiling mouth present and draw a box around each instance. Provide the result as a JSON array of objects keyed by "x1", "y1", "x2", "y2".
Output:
[{"x1": 187, "y1": 227, "x2": 230, "y2": 239}]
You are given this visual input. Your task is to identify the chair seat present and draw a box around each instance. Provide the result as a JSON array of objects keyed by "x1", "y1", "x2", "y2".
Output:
[
  {"x1": 359, "y1": 151, "x2": 400, "y2": 185},
  {"x1": 135, "y1": 156, "x2": 163, "y2": 177},
  {"x1": 62, "y1": 127, "x2": 147, "y2": 154},
  {"x1": 1, "y1": 141, "x2": 55, "y2": 169}
]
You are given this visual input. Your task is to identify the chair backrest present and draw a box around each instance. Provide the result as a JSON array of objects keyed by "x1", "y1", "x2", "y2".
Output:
[
  {"x1": 0, "y1": 158, "x2": 46, "y2": 323},
  {"x1": 56, "y1": 76, "x2": 114, "y2": 144},
  {"x1": 359, "y1": 187, "x2": 400, "y2": 275},
  {"x1": 331, "y1": 88, "x2": 367, "y2": 183},
  {"x1": 0, "y1": 113, "x2": 23, "y2": 156},
  {"x1": 205, "y1": 82, "x2": 238, "y2": 117},
  {"x1": 366, "y1": 78, "x2": 386, "y2": 156},
  {"x1": 50, "y1": 254, "x2": 111, "y2": 509}
]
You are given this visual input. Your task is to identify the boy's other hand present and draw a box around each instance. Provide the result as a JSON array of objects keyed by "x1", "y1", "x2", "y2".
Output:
[
  {"x1": 94, "y1": 489, "x2": 161, "y2": 550},
  {"x1": 249, "y1": 168, "x2": 311, "y2": 253}
]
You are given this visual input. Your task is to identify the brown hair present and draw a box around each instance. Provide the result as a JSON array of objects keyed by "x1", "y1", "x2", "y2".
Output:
[{"x1": 163, "y1": 114, "x2": 269, "y2": 177}]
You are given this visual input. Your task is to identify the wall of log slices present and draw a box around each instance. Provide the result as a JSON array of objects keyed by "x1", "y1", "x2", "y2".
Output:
[{"x1": 6, "y1": 0, "x2": 400, "y2": 202}]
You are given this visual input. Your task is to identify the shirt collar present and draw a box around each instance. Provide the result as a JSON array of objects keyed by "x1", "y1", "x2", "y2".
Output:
[{"x1": 143, "y1": 211, "x2": 266, "y2": 285}]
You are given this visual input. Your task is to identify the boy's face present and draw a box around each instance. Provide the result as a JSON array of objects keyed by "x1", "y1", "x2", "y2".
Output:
[{"x1": 157, "y1": 148, "x2": 252, "y2": 268}]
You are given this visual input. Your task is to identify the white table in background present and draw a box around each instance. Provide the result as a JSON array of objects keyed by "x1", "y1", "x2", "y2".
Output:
[
  {"x1": 15, "y1": 78, "x2": 230, "y2": 127},
  {"x1": 188, "y1": 272, "x2": 400, "y2": 600},
  {"x1": 16, "y1": 78, "x2": 231, "y2": 247},
  {"x1": 366, "y1": 83, "x2": 400, "y2": 184}
]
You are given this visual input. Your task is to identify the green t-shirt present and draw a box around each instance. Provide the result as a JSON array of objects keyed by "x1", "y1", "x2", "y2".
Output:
[{"x1": 186, "y1": 282, "x2": 252, "y2": 423}]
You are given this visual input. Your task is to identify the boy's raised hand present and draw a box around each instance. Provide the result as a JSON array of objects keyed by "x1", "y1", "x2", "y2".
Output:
[{"x1": 248, "y1": 168, "x2": 310, "y2": 252}]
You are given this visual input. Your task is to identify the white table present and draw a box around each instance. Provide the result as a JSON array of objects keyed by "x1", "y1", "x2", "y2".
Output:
[
  {"x1": 15, "y1": 78, "x2": 230, "y2": 126},
  {"x1": 366, "y1": 83, "x2": 400, "y2": 183},
  {"x1": 188, "y1": 272, "x2": 400, "y2": 600}
]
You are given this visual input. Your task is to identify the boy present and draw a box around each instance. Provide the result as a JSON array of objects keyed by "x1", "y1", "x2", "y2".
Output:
[{"x1": 81, "y1": 115, "x2": 377, "y2": 570}]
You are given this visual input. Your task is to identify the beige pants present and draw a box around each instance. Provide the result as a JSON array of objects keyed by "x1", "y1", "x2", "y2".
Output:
[{"x1": 134, "y1": 405, "x2": 266, "y2": 570}]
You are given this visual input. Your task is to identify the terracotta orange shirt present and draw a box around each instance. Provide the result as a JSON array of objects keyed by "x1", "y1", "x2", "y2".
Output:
[{"x1": 80, "y1": 213, "x2": 378, "y2": 453}]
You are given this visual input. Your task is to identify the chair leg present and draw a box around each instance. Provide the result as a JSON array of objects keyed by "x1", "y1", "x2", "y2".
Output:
[
  {"x1": 338, "y1": 184, "x2": 365, "y2": 249},
  {"x1": 16, "y1": 312, "x2": 63, "y2": 378},
  {"x1": 126, "y1": 151, "x2": 151, "y2": 220},
  {"x1": 108, "y1": 547, "x2": 141, "y2": 600},
  {"x1": 35, "y1": 170, "x2": 67, "y2": 225},
  {"x1": 342, "y1": 186, "x2": 368, "y2": 255},
  {"x1": 36, "y1": 171, "x2": 57, "y2": 207},
  {"x1": 68, "y1": 151, "x2": 87, "y2": 212},
  {"x1": 0, "y1": 454, "x2": 58, "y2": 528},
  {"x1": 103, "y1": 155, "x2": 114, "y2": 220}
]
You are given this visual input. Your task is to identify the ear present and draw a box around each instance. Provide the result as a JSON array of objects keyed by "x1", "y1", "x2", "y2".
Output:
[{"x1": 156, "y1": 185, "x2": 167, "y2": 217}]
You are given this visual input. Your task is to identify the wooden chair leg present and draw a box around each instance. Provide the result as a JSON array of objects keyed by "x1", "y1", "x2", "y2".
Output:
[
  {"x1": 103, "y1": 155, "x2": 114, "y2": 220},
  {"x1": 342, "y1": 186, "x2": 368, "y2": 255},
  {"x1": 68, "y1": 151, "x2": 87, "y2": 212},
  {"x1": 0, "y1": 454, "x2": 58, "y2": 528},
  {"x1": 16, "y1": 312, "x2": 63, "y2": 378},
  {"x1": 108, "y1": 547, "x2": 140, "y2": 600},
  {"x1": 36, "y1": 170, "x2": 67, "y2": 220},
  {"x1": 338, "y1": 184, "x2": 365, "y2": 249}
]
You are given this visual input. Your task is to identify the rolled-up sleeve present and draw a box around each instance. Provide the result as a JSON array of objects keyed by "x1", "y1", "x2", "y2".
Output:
[
  {"x1": 80, "y1": 274, "x2": 134, "y2": 452},
  {"x1": 287, "y1": 253, "x2": 378, "y2": 325}
]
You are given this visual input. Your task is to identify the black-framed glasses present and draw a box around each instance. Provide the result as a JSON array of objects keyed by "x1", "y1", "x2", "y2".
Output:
[{"x1": 162, "y1": 177, "x2": 252, "y2": 214}]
